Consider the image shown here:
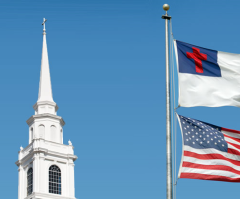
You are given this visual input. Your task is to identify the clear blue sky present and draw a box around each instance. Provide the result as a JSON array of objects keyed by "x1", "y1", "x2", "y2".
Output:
[{"x1": 1, "y1": 0, "x2": 240, "y2": 198}]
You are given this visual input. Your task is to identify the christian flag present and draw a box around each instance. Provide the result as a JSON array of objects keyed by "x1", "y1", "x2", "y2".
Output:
[
  {"x1": 174, "y1": 40, "x2": 240, "y2": 107},
  {"x1": 178, "y1": 114, "x2": 240, "y2": 182}
]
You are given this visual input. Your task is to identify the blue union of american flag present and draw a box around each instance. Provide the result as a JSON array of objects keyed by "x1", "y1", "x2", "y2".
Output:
[{"x1": 178, "y1": 114, "x2": 240, "y2": 182}]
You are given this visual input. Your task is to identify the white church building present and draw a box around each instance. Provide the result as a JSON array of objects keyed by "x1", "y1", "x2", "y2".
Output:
[{"x1": 15, "y1": 19, "x2": 78, "y2": 199}]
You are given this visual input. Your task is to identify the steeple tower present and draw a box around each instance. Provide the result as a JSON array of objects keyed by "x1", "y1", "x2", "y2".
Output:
[{"x1": 16, "y1": 19, "x2": 77, "y2": 199}]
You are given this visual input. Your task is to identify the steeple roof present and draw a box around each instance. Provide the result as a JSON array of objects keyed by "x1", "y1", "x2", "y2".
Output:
[
  {"x1": 37, "y1": 18, "x2": 54, "y2": 103},
  {"x1": 33, "y1": 18, "x2": 58, "y2": 115}
]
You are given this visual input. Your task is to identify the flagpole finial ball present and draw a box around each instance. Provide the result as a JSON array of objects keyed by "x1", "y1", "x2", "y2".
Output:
[{"x1": 163, "y1": 4, "x2": 170, "y2": 11}]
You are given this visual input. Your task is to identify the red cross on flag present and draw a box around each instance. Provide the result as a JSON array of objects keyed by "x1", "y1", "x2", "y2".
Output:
[{"x1": 186, "y1": 47, "x2": 207, "y2": 73}]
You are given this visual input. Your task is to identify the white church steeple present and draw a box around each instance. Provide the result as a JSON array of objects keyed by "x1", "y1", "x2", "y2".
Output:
[
  {"x1": 33, "y1": 18, "x2": 58, "y2": 115},
  {"x1": 38, "y1": 18, "x2": 54, "y2": 103},
  {"x1": 16, "y1": 19, "x2": 77, "y2": 199}
]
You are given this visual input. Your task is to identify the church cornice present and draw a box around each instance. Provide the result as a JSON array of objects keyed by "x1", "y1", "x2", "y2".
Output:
[
  {"x1": 26, "y1": 113, "x2": 65, "y2": 126},
  {"x1": 16, "y1": 139, "x2": 77, "y2": 166},
  {"x1": 26, "y1": 191, "x2": 77, "y2": 199},
  {"x1": 33, "y1": 101, "x2": 59, "y2": 112},
  {"x1": 16, "y1": 148, "x2": 77, "y2": 167}
]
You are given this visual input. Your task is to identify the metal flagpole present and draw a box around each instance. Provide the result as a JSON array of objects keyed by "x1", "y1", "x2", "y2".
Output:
[{"x1": 161, "y1": 4, "x2": 172, "y2": 199}]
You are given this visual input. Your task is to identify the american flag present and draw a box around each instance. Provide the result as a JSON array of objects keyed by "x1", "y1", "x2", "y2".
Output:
[{"x1": 178, "y1": 114, "x2": 240, "y2": 182}]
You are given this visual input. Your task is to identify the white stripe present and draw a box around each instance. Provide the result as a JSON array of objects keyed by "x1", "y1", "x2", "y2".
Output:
[
  {"x1": 225, "y1": 137, "x2": 240, "y2": 146},
  {"x1": 181, "y1": 167, "x2": 240, "y2": 178},
  {"x1": 182, "y1": 156, "x2": 240, "y2": 171},
  {"x1": 227, "y1": 143, "x2": 240, "y2": 152},
  {"x1": 184, "y1": 145, "x2": 240, "y2": 161},
  {"x1": 222, "y1": 130, "x2": 240, "y2": 139}
]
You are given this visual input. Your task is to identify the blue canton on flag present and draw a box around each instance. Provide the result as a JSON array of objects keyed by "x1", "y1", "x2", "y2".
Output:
[
  {"x1": 180, "y1": 116, "x2": 227, "y2": 152},
  {"x1": 176, "y1": 40, "x2": 221, "y2": 77}
]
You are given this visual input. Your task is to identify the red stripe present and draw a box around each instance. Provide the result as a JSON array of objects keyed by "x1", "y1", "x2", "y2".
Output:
[
  {"x1": 222, "y1": 127, "x2": 240, "y2": 134},
  {"x1": 182, "y1": 161, "x2": 240, "y2": 175},
  {"x1": 180, "y1": 173, "x2": 240, "y2": 182},
  {"x1": 224, "y1": 134, "x2": 240, "y2": 143},
  {"x1": 228, "y1": 148, "x2": 240, "y2": 156},
  {"x1": 184, "y1": 151, "x2": 240, "y2": 166}
]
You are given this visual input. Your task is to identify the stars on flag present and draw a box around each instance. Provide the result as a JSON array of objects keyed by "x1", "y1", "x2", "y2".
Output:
[{"x1": 179, "y1": 115, "x2": 227, "y2": 151}]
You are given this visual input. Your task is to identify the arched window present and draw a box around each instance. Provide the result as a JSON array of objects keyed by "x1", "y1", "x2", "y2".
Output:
[
  {"x1": 49, "y1": 165, "x2": 61, "y2": 195},
  {"x1": 27, "y1": 168, "x2": 33, "y2": 196},
  {"x1": 50, "y1": 125, "x2": 57, "y2": 142},
  {"x1": 38, "y1": 125, "x2": 45, "y2": 139}
]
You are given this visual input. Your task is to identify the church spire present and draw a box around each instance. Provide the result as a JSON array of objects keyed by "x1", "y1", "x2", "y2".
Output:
[
  {"x1": 33, "y1": 18, "x2": 58, "y2": 115},
  {"x1": 38, "y1": 18, "x2": 54, "y2": 103}
]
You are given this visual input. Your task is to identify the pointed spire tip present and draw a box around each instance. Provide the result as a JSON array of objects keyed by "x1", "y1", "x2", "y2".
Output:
[{"x1": 42, "y1": 18, "x2": 47, "y2": 35}]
